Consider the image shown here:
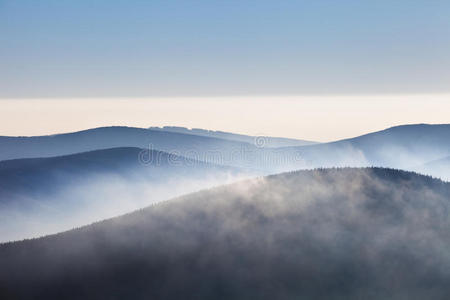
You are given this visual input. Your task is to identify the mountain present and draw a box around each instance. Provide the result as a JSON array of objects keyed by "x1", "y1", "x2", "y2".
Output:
[
  {"x1": 0, "y1": 126, "x2": 283, "y2": 172},
  {"x1": 0, "y1": 126, "x2": 251, "y2": 161},
  {"x1": 1, "y1": 168, "x2": 449, "y2": 299},
  {"x1": 149, "y1": 126, "x2": 318, "y2": 147},
  {"x1": 414, "y1": 156, "x2": 450, "y2": 181},
  {"x1": 1, "y1": 124, "x2": 449, "y2": 173},
  {"x1": 0, "y1": 147, "x2": 250, "y2": 242},
  {"x1": 283, "y1": 124, "x2": 450, "y2": 171}
]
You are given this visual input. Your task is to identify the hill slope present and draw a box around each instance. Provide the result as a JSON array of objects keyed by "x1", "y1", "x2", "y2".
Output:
[
  {"x1": 1, "y1": 168, "x2": 449, "y2": 299},
  {"x1": 0, "y1": 126, "x2": 291, "y2": 172},
  {"x1": 1, "y1": 124, "x2": 449, "y2": 173},
  {"x1": 414, "y1": 156, "x2": 450, "y2": 181},
  {"x1": 0, "y1": 147, "x2": 249, "y2": 242},
  {"x1": 149, "y1": 126, "x2": 318, "y2": 147},
  {"x1": 284, "y1": 124, "x2": 450, "y2": 170}
]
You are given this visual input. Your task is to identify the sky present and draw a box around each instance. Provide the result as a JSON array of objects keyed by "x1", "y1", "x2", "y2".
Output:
[{"x1": 0, "y1": 0, "x2": 449, "y2": 140}]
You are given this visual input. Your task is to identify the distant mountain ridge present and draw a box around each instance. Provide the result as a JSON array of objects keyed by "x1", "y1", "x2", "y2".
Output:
[
  {"x1": 0, "y1": 124, "x2": 449, "y2": 175},
  {"x1": 0, "y1": 126, "x2": 247, "y2": 161},
  {"x1": 0, "y1": 147, "x2": 250, "y2": 242},
  {"x1": 281, "y1": 124, "x2": 450, "y2": 170},
  {"x1": 414, "y1": 155, "x2": 450, "y2": 181},
  {"x1": 0, "y1": 147, "x2": 244, "y2": 201},
  {"x1": 0, "y1": 126, "x2": 286, "y2": 172},
  {"x1": 149, "y1": 126, "x2": 318, "y2": 147}
]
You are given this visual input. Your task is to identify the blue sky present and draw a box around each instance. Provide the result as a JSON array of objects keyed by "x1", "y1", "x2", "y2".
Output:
[{"x1": 1, "y1": 0, "x2": 449, "y2": 97}]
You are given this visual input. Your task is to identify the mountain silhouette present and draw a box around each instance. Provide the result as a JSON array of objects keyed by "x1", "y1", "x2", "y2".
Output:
[
  {"x1": 0, "y1": 126, "x2": 278, "y2": 172},
  {"x1": 1, "y1": 124, "x2": 449, "y2": 174},
  {"x1": 0, "y1": 147, "x2": 249, "y2": 242},
  {"x1": 149, "y1": 126, "x2": 318, "y2": 147},
  {"x1": 283, "y1": 124, "x2": 450, "y2": 171}
]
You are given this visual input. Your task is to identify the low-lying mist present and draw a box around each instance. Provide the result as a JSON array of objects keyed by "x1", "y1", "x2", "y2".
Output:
[
  {"x1": 1, "y1": 168, "x2": 449, "y2": 299},
  {"x1": 1, "y1": 136, "x2": 449, "y2": 243},
  {"x1": 0, "y1": 170, "x2": 251, "y2": 242},
  {"x1": 0, "y1": 147, "x2": 255, "y2": 242}
]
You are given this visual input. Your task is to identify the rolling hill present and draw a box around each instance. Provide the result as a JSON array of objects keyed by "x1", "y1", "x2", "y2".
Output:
[
  {"x1": 282, "y1": 124, "x2": 450, "y2": 171},
  {"x1": 0, "y1": 126, "x2": 288, "y2": 172},
  {"x1": 414, "y1": 156, "x2": 450, "y2": 181},
  {"x1": 149, "y1": 126, "x2": 318, "y2": 147},
  {"x1": 1, "y1": 168, "x2": 449, "y2": 299},
  {"x1": 1, "y1": 124, "x2": 449, "y2": 174},
  {"x1": 0, "y1": 126, "x2": 251, "y2": 161},
  {"x1": 0, "y1": 147, "x2": 251, "y2": 242}
]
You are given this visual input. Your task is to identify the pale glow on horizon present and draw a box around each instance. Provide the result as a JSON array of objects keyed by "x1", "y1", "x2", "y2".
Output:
[{"x1": 0, "y1": 94, "x2": 449, "y2": 142}]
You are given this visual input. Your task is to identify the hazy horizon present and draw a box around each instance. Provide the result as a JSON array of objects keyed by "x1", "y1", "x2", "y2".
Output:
[
  {"x1": 0, "y1": 94, "x2": 449, "y2": 142},
  {"x1": 2, "y1": 0, "x2": 449, "y2": 142}
]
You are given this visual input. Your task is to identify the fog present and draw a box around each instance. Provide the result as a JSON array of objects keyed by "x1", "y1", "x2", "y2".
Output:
[
  {"x1": 1, "y1": 133, "x2": 449, "y2": 243},
  {"x1": 1, "y1": 168, "x2": 450, "y2": 299},
  {"x1": 0, "y1": 169, "x2": 252, "y2": 242}
]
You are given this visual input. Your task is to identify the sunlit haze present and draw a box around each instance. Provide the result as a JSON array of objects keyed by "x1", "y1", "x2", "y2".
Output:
[{"x1": 0, "y1": 94, "x2": 449, "y2": 142}]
